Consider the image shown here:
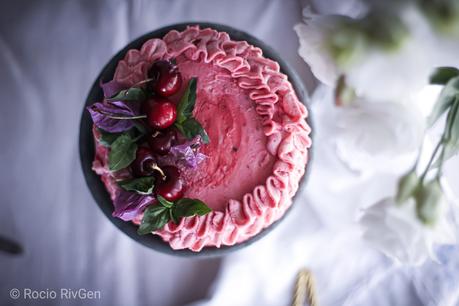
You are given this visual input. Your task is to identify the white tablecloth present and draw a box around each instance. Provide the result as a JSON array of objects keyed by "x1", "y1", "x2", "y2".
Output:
[{"x1": 1, "y1": 1, "x2": 458, "y2": 306}]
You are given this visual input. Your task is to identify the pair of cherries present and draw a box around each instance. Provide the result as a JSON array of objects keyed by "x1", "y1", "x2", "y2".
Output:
[
  {"x1": 145, "y1": 60, "x2": 182, "y2": 130},
  {"x1": 133, "y1": 146, "x2": 184, "y2": 201}
]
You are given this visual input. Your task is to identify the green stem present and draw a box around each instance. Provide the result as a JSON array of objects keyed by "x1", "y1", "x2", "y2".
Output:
[
  {"x1": 420, "y1": 98, "x2": 459, "y2": 181},
  {"x1": 420, "y1": 138, "x2": 443, "y2": 182},
  {"x1": 132, "y1": 134, "x2": 144, "y2": 142},
  {"x1": 435, "y1": 145, "x2": 447, "y2": 179}
]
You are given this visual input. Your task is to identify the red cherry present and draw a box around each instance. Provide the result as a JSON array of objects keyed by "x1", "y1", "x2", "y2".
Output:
[
  {"x1": 148, "y1": 60, "x2": 182, "y2": 97},
  {"x1": 148, "y1": 129, "x2": 177, "y2": 155},
  {"x1": 132, "y1": 147, "x2": 157, "y2": 177},
  {"x1": 145, "y1": 98, "x2": 177, "y2": 129},
  {"x1": 155, "y1": 166, "x2": 185, "y2": 201}
]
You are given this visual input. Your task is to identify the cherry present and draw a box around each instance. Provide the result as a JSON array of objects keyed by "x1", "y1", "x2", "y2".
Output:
[
  {"x1": 148, "y1": 129, "x2": 177, "y2": 155},
  {"x1": 144, "y1": 98, "x2": 177, "y2": 129},
  {"x1": 132, "y1": 147, "x2": 157, "y2": 177},
  {"x1": 155, "y1": 166, "x2": 185, "y2": 201},
  {"x1": 148, "y1": 60, "x2": 182, "y2": 97}
]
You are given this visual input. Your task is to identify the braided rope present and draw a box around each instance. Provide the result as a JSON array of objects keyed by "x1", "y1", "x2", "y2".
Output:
[{"x1": 291, "y1": 268, "x2": 318, "y2": 306}]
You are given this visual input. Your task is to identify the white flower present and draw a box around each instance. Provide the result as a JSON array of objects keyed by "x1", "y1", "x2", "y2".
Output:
[
  {"x1": 358, "y1": 182, "x2": 456, "y2": 265},
  {"x1": 334, "y1": 98, "x2": 424, "y2": 174},
  {"x1": 311, "y1": 86, "x2": 425, "y2": 174},
  {"x1": 294, "y1": 5, "x2": 453, "y2": 102},
  {"x1": 294, "y1": 11, "x2": 348, "y2": 87}
]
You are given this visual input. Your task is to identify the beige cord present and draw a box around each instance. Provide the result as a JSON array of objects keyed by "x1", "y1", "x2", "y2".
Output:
[{"x1": 292, "y1": 268, "x2": 318, "y2": 306}]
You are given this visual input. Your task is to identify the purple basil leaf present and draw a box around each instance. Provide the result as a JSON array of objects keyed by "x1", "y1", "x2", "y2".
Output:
[
  {"x1": 100, "y1": 79, "x2": 127, "y2": 98},
  {"x1": 87, "y1": 102, "x2": 136, "y2": 133},
  {"x1": 111, "y1": 100, "x2": 141, "y2": 115},
  {"x1": 112, "y1": 190, "x2": 154, "y2": 221},
  {"x1": 168, "y1": 136, "x2": 207, "y2": 168}
]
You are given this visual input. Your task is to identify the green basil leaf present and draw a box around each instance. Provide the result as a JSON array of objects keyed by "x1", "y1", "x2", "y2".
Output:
[
  {"x1": 395, "y1": 170, "x2": 419, "y2": 205},
  {"x1": 98, "y1": 128, "x2": 137, "y2": 147},
  {"x1": 176, "y1": 118, "x2": 210, "y2": 144},
  {"x1": 107, "y1": 87, "x2": 146, "y2": 102},
  {"x1": 99, "y1": 130, "x2": 123, "y2": 147},
  {"x1": 109, "y1": 133, "x2": 138, "y2": 171},
  {"x1": 118, "y1": 177, "x2": 155, "y2": 195},
  {"x1": 137, "y1": 205, "x2": 170, "y2": 235},
  {"x1": 415, "y1": 180, "x2": 443, "y2": 225},
  {"x1": 169, "y1": 209, "x2": 178, "y2": 224},
  {"x1": 430, "y1": 67, "x2": 459, "y2": 85},
  {"x1": 427, "y1": 76, "x2": 459, "y2": 127},
  {"x1": 157, "y1": 195, "x2": 174, "y2": 208},
  {"x1": 176, "y1": 78, "x2": 197, "y2": 124},
  {"x1": 173, "y1": 198, "x2": 212, "y2": 220}
]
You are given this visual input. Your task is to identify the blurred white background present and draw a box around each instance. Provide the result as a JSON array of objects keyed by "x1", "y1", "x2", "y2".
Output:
[{"x1": 1, "y1": 1, "x2": 458, "y2": 306}]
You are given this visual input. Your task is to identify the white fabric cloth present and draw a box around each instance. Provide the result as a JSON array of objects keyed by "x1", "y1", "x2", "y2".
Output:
[{"x1": 1, "y1": 1, "x2": 459, "y2": 306}]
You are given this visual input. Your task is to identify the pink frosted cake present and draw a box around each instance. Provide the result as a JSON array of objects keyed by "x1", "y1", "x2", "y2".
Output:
[{"x1": 88, "y1": 26, "x2": 311, "y2": 252}]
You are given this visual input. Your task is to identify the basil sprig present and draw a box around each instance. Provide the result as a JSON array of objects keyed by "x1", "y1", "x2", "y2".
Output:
[
  {"x1": 106, "y1": 87, "x2": 147, "y2": 102},
  {"x1": 108, "y1": 133, "x2": 141, "y2": 171},
  {"x1": 99, "y1": 130, "x2": 124, "y2": 147},
  {"x1": 175, "y1": 78, "x2": 210, "y2": 143},
  {"x1": 137, "y1": 195, "x2": 212, "y2": 235},
  {"x1": 118, "y1": 177, "x2": 155, "y2": 195}
]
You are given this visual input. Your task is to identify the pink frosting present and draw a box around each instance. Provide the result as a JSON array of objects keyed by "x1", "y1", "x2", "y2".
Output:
[{"x1": 93, "y1": 26, "x2": 312, "y2": 252}]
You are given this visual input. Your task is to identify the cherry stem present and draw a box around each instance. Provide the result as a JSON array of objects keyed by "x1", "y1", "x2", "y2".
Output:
[
  {"x1": 132, "y1": 78, "x2": 154, "y2": 87},
  {"x1": 150, "y1": 163, "x2": 166, "y2": 180}
]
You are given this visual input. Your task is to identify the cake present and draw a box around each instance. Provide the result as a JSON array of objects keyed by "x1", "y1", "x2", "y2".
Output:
[{"x1": 88, "y1": 26, "x2": 312, "y2": 252}]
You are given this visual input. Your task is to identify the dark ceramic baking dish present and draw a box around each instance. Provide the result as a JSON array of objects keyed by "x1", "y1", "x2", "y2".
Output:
[{"x1": 79, "y1": 22, "x2": 312, "y2": 258}]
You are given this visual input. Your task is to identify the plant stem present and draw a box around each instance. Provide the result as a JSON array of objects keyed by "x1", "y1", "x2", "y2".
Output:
[
  {"x1": 132, "y1": 134, "x2": 144, "y2": 142},
  {"x1": 420, "y1": 138, "x2": 443, "y2": 182},
  {"x1": 420, "y1": 98, "x2": 459, "y2": 182},
  {"x1": 132, "y1": 78, "x2": 154, "y2": 87}
]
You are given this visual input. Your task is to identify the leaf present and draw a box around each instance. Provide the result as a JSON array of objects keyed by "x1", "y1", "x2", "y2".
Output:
[
  {"x1": 112, "y1": 191, "x2": 154, "y2": 221},
  {"x1": 99, "y1": 130, "x2": 123, "y2": 147},
  {"x1": 137, "y1": 205, "x2": 170, "y2": 234},
  {"x1": 87, "y1": 102, "x2": 137, "y2": 133},
  {"x1": 176, "y1": 118, "x2": 210, "y2": 144},
  {"x1": 173, "y1": 198, "x2": 212, "y2": 220},
  {"x1": 118, "y1": 177, "x2": 155, "y2": 195},
  {"x1": 100, "y1": 79, "x2": 127, "y2": 98},
  {"x1": 415, "y1": 180, "x2": 443, "y2": 225},
  {"x1": 395, "y1": 170, "x2": 419, "y2": 205},
  {"x1": 157, "y1": 195, "x2": 174, "y2": 209},
  {"x1": 168, "y1": 139, "x2": 207, "y2": 168},
  {"x1": 169, "y1": 209, "x2": 178, "y2": 224},
  {"x1": 427, "y1": 76, "x2": 459, "y2": 127},
  {"x1": 176, "y1": 78, "x2": 197, "y2": 124},
  {"x1": 109, "y1": 133, "x2": 138, "y2": 171},
  {"x1": 107, "y1": 87, "x2": 146, "y2": 102},
  {"x1": 430, "y1": 67, "x2": 459, "y2": 85}
]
